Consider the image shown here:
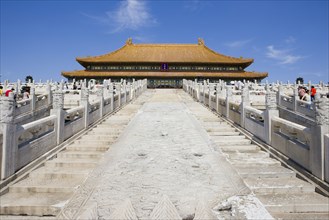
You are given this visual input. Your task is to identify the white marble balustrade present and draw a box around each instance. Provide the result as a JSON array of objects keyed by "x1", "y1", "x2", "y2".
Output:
[
  {"x1": 183, "y1": 79, "x2": 329, "y2": 183},
  {"x1": 0, "y1": 79, "x2": 147, "y2": 180}
]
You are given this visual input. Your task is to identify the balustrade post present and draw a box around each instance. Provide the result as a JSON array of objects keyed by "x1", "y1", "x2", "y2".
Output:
[
  {"x1": 46, "y1": 82, "x2": 52, "y2": 106},
  {"x1": 240, "y1": 86, "x2": 250, "y2": 127},
  {"x1": 30, "y1": 86, "x2": 36, "y2": 115},
  {"x1": 80, "y1": 85, "x2": 90, "y2": 129},
  {"x1": 188, "y1": 80, "x2": 192, "y2": 96},
  {"x1": 308, "y1": 81, "x2": 311, "y2": 92},
  {"x1": 97, "y1": 86, "x2": 104, "y2": 118},
  {"x1": 220, "y1": 82, "x2": 226, "y2": 98},
  {"x1": 143, "y1": 79, "x2": 147, "y2": 91},
  {"x1": 50, "y1": 87, "x2": 65, "y2": 145},
  {"x1": 103, "y1": 80, "x2": 108, "y2": 98},
  {"x1": 17, "y1": 80, "x2": 21, "y2": 93},
  {"x1": 3, "y1": 80, "x2": 9, "y2": 91},
  {"x1": 0, "y1": 93, "x2": 17, "y2": 179},
  {"x1": 117, "y1": 83, "x2": 122, "y2": 107},
  {"x1": 310, "y1": 94, "x2": 329, "y2": 180},
  {"x1": 131, "y1": 79, "x2": 135, "y2": 100},
  {"x1": 109, "y1": 83, "x2": 114, "y2": 112},
  {"x1": 293, "y1": 84, "x2": 299, "y2": 111},
  {"x1": 225, "y1": 86, "x2": 232, "y2": 118},
  {"x1": 216, "y1": 83, "x2": 220, "y2": 113},
  {"x1": 126, "y1": 82, "x2": 130, "y2": 102},
  {"x1": 208, "y1": 84, "x2": 213, "y2": 108},
  {"x1": 135, "y1": 81, "x2": 139, "y2": 97},
  {"x1": 60, "y1": 81, "x2": 64, "y2": 91},
  {"x1": 192, "y1": 79, "x2": 196, "y2": 98},
  {"x1": 203, "y1": 81, "x2": 207, "y2": 104},
  {"x1": 264, "y1": 85, "x2": 279, "y2": 144},
  {"x1": 197, "y1": 83, "x2": 201, "y2": 102},
  {"x1": 123, "y1": 80, "x2": 127, "y2": 104},
  {"x1": 276, "y1": 84, "x2": 283, "y2": 107}
]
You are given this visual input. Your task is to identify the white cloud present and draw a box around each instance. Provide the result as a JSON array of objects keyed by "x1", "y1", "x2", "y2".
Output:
[
  {"x1": 110, "y1": 0, "x2": 155, "y2": 32},
  {"x1": 84, "y1": 0, "x2": 156, "y2": 33},
  {"x1": 184, "y1": 0, "x2": 202, "y2": 11},
  {"x1": 285, "y1": 36, "x2": 296, "y2": 44},
  {"x1": 266, "y1": 45, "x2": 303, "y2": 65},
  {"x1": 225, "y1": 39, "x2": 252, "y2": 48}
]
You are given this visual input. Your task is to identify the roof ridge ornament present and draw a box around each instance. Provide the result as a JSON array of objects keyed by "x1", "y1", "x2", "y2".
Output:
[
  {"x1": 126, "y1": 38, "x2": 133, "y2": 45},
  {"x1": 198, "y1": 38, "x2": 205, "y2": 45}
]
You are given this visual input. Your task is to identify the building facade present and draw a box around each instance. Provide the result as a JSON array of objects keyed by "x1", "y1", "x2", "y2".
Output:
[{"x1": 62, "y1": 38, "x2": 268, "y2": 88}]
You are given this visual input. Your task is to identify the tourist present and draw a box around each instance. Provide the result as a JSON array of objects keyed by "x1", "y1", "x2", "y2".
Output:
[
  {"x1": 5, "y1": 88, "x2": 14, "y2": 97},
  {"x1": 22, "y1": 87, "x2": 30, "y2": 100},
  {"x1": 0, "y1": 85, "x2": 3, "y2": 96},
  {"x1": 301, "y1": 89, "x2": 311, "y2": 102},
  {"x1": 298, "y1": 86, "x2": 306, "y2": 100},
  {"x1": 311, "y1": 86, "x2": 316, "y2": 101},
  {"x1": 5, "y1": 88, "x2": 17, "y2": 100}
]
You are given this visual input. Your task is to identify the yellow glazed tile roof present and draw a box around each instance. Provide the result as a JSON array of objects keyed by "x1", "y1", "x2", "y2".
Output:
[{"x1": 76, "y1": 39, "x2": 253, "y2": 66}]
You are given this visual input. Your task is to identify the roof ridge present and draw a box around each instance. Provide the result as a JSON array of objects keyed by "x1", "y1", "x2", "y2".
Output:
[
  {"x1": 77, "y1": 44, "x2": 128, "y2": 61},
  {"x1": 202, "y1": 44, "x2": 253, "y2": 62},
  {"x1": 132, "y1": 43, "x2": 199, "y2": 46}
]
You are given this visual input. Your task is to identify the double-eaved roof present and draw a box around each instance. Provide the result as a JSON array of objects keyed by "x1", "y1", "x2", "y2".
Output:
[{"x1": 62, "y1": 38, "x2": 268, "y2": 80}]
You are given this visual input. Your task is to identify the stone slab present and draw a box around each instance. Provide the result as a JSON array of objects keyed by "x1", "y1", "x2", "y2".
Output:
[
  {"x1": 234, "y1": 166, "x2": 295, "y2": 178},
  {"x1": 257, "y1": 193, "x2": 329, "y2": 212},
  {"x1": 208, "y1": 131, "x2": 240, "y2": 136},
  {"x1": 219, "y1": 144, "x2": 261, "y2": 152},
  {"x1": 244, "y1": 177, "x2": 315, "y2": 194},
  {"x1": 57, "y1": 151, "x2": 103, "y2": 159},
  {"x1": 9, "y1": 176, "x2": 82, "y2": 193},
  {"x1": 229, "y1": 157, "x2": 281, "y2": 167},
  {"x1": 66, "y1": 145, "x2": 110, "y2": 152},
  {"x1": 226, "y1": 151, "x2": 270, "y2": 160},
  {"x1": 28, "y1": 166, "x2": 90, "y2": 179},
  {"x1": 214, "y1": 139, "x2": 251, "y2": 145},
  {"x1": 45, "y1": 158, "x2": 99, "y2": 168},
  {"x1": 272, "y1": 212, "x2": 329, "y2": 220},
  {"x1": 0, "y1": 192, "x2": 73, "y2": 216}
]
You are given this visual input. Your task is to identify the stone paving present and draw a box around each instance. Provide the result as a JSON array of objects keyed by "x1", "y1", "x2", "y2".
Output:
[{"x1": 62, "y1": 89, "x2": 259, "y2": 219}]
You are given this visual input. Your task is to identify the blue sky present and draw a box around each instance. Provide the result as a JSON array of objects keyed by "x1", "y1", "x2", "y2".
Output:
[{"x1": 1, "y1": 0, "x2": 328, "y2": 83}]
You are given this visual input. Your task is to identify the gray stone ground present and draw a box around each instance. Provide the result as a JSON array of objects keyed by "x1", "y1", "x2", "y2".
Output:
[{"x1": 78, "y1": 89, "x2": 250, "y2": 219}]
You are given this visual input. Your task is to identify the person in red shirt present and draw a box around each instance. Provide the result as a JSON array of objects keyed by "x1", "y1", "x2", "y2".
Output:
[
  {"x1": 311, "y1": 86, "x2": 316, "y2": 101},
  {"x1": 5, "y1": 88, "x2": 14, "y2": 97}
]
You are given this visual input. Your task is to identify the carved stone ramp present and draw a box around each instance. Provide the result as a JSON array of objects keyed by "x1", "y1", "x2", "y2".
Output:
[
  {"x1": 0, "y1": 100, "x2": 145, "y2": 218},
  {"x1": 182, "y1": 91, "x2": 329, "y2": 220},
  {"x1": 108, "y1": 199, "x2": 138, "y2": 220},
  {"x1": 149, "y1": 195, "x2": 181, "y2": 220},
  {"x1": 194, "y1": 199, "x2": 216, "y2": 220},
  {"x1": 58, "y1": 89, "x2": 254, "y2": 219}
]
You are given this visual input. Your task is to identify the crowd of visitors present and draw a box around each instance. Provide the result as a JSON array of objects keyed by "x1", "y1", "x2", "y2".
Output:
[
  {"x1": 0, "y1": 86, "x2": 30, "y2": 101},
  {"x1": 298, "y1": 86, "x2": 317, "y2": 102}
]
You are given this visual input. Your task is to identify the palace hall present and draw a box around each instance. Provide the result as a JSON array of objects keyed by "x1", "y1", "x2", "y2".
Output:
[{"x1": 62, "y1": 38, "x2": 268, "y2": 88}]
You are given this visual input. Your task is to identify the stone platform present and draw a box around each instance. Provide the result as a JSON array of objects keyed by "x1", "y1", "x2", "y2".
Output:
[
  {"x1": 65, "y1": 89, "x2": 254, "y2": 219},
  {"x1": 1, "y1": 89, "x2": 328, "y2": 219}
]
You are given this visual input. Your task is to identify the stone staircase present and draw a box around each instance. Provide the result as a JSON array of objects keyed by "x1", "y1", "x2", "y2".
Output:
[
  {"x1": 189, "y1": 103, "x2": 329, "y2": 220},
  {"x1": 0, "y1": 103, "x2": 142, "y2": 218}
]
